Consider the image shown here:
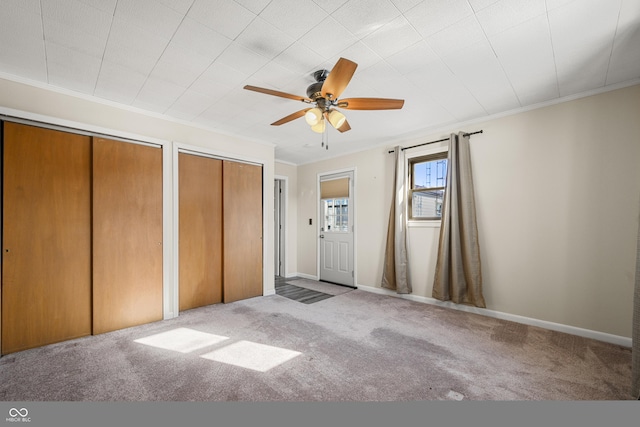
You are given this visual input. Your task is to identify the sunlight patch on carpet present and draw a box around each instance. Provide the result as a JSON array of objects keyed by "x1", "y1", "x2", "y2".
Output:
[
  {"x1": 134, "y1": 328, "x2": 229, "y2": 353},
  {"x1": 200, "y1": 340, "x2": 301, "y2": 372},
  {"x1": 446, "y1": 390, "x2": 465, "y2": 400}
]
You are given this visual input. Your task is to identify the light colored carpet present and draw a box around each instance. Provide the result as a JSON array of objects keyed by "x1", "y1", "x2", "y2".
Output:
[{"x1": 0, "y1": 288, "x2": 632, "y2": 401}]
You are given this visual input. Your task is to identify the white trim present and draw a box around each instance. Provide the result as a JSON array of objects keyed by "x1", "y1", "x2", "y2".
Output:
[
  {"x1": 275, "y1": 159, "x2": 297, "y2": 167},
  {"x1": 404, "y1": 140, "x2": 449, "y2": 160},
  {"x1": 317, "y1": 167, "x2": 359, "y2": 180},
  {"x1": 170, "y1": 143, "x2": 181, "y2": 319},
  {"x1": 274, "y1": 175, "x2": 289, "y2": 278},
  {"x1": 407, "y1": 220, "x2": 442, "y2": 228},
  {"x1": 0, "y1": 106, "x2": 167, "y2": 147},
  {"x1": 356, "y1": 284, "x2": 632, "y2": 348},
  {"x1": 295, "y1": 272, "x2": 319, "y2": 281},
  {"x1": 295, "y1": 79, "x2": 640, "y2": 166},
  {"x1": 162, "y1": 142, "x2": 175, "y2": 320},
  {"x1": 175, "y1": 142, "x2": 264, "y2": 166},
  {"x1": 3, "y1": 70, "x2": 637, "y2": 167},
  {"x1": 263, "y1": 289, "x2": 277, "y2": 296},
  {"x1": 1, "y1": 115, "x2": 161, "y2": 149}
]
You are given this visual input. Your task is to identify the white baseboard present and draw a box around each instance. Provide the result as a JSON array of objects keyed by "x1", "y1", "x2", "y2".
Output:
[
  {"x1": 263, "y1": 289, "x2": 276, "y2": 296},
  {"x1": 291, "y1": 272, "x2": 319, "y2": 281},
  {"x1": 356, "y1": 284, "x2": 632, "y2": 348}
]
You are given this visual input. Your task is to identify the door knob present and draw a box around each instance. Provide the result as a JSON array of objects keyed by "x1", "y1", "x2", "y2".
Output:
[{"x1": 319, "y1": 235, "x2": 324, "y2": 238}]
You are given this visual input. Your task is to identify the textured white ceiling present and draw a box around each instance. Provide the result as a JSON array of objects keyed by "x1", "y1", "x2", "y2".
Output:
[{"x1": 1, "y1": 0, "x2": 639, "y2": 164}]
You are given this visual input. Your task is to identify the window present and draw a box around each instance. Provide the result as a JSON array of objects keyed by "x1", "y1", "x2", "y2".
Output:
[
  {"x1": 409, "y1": 152, "x2": 448, "y2": 220},
  {"x1": 322, "y1": 198, "x2": 349, "y2": 232},
  {"x1": 320, "y1": 177, "x2": 350, "y2": 232}
]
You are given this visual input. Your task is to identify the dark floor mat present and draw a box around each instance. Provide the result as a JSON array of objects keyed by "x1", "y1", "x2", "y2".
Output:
[{"x1": 275, "y1": 283, "x2": 334, "y2": 304}]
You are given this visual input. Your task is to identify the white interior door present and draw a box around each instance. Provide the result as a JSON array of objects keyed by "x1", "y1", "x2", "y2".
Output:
[{"x1": 319, "y1": 172, "x2": 354, "y2": 287}]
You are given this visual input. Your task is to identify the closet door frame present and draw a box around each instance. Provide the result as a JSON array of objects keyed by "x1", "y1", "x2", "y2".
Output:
[
  {"x1": 0, "y1": 113, "x2": 174, "y2": 326},
  {"x1": 172, "y1": 142, "x2": 268, "y2": 315}
]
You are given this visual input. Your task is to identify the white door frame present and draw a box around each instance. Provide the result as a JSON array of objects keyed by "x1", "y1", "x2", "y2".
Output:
[
  {"x1": 274, "y1": 176, "x2": 287, "y2": 277},
  {"x1": 317, "y1": 167, "x2": 356, "y2": 287}
]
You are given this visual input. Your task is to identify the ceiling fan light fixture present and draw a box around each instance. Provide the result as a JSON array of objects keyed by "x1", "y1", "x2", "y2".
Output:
[
  {"x1": 243, "y1": 57, "x2": 405, "y2": 135},
  {"x1": 305, "y1": 107, "x2": 323, "y2": 126},
  {"x1": 327, "y1": 110, "x2": 346, "y2": 129},
  {"x1": 311, "y1": 118, "x2": 325, "y2": 133}
]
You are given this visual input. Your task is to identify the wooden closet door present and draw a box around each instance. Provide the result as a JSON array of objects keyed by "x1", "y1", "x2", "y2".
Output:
[
  {"x1": 2, "y1": 122, "x2": 92, "y2": 354},
  {"x1": 223, "y1": 161, "x2": 263, "y2": 303},
  {"x1": 179, "y1": 153, "x2": 222, "y2": 311},
  {"x1": 92, "y1": 138, "x2": 163, "y2": 335}
]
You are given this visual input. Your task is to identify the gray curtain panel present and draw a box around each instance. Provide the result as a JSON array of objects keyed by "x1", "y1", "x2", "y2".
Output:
[
  {"x1": 632, "y1": 208, "x2": 640, "y2": 399},
  {"x1": 381, "y1": 145, "x2": 411, "y2": 294},
  {"x1": 432, "y1": 132, "x2": 486, "y2": 308}
]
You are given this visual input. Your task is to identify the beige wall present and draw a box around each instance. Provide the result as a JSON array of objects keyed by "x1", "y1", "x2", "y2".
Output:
[
  {"x1": 295, "y1": 84, "x2": 640, "y2": 338},
  {"x1": 0, "y1": 78, "x2": 273, "y2": 157},
  {"x1": 294, "y1": 148, "x2": 394, "y2": 284},
  {"x1": 0, "y1": 77, "x2": 277, "y2": 314},
  {"x1": 471, "y1": 84, "x2": 640, "y2": 338},
  {"x1": 2, "y1": 76, "x2": 638, "y2": 340}
]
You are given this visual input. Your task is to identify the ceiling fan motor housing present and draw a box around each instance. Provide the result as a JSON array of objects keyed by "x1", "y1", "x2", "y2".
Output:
[
  {"x1": 313, "y1": 69, "x2": 329, "y2": 82},
  {"x1": 306, "y1": 82, "x2": 323, "y2": 100},
  {"x1": 306, "y1": 69, "x2": 330, "y2": 100}
]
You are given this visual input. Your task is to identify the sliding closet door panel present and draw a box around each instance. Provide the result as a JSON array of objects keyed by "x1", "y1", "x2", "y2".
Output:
[
  {"x1": 92, "y1": 138, "x2": 163, "y2": 335},
  {"x1": 223, "y1": 161, "x2": 263, "y2": 303},
  {"x1": 2, "y1": 122, "x2": 91, "y2": 354},
  {"x1": 178, "y1": 153, "x2": 222, "y2": 311}
]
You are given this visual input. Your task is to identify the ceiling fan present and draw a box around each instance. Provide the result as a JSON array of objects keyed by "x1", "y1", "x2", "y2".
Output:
[{"x1": 243, "y1": 57, "x2": 404, "y2": 134}]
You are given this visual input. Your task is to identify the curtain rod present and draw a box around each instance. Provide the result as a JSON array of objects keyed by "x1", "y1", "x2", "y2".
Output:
[{"x1": 388, "y1": 130, "x2": 483, "y2": 153}]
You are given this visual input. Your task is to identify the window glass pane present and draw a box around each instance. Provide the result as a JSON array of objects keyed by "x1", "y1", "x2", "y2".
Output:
[
  {"x1": 413, "y1": 159, "x2": 447, "y2": 189},
  {"x1": 322, "y1": 198, "x2": 349, "y2": 232},
  {"x1": 412, "y1": 190, "x2": 444, "y2": 218}
]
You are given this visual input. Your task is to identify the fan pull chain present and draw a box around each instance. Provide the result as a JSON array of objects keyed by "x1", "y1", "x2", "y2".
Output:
[
  {"x1": 325, "y1": 120, "x2": 329, "y2": 150},
  {"x1": 320, "y1": 118, "x2": 329, "y2": 150}
]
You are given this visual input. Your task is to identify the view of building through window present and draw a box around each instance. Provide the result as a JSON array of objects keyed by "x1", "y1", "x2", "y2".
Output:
[
  {"x1": 410, "y1": 155, "x2": 447, "y2": 219},
  {"x1": 322, "y1": 198, "x2": 349, "y2": 232}
]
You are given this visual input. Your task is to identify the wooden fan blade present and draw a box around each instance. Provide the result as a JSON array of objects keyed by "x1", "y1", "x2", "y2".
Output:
[
  {"x1": 271, "y1": 109, "x2": 310, "y2": 126},
  {"x1": 321, "y1": 58, "x2": 358, "y2": 100},
  {"x1": 244, "y1": 85, "x2": 311, "y2": 103},
  {"x1": 337, "y1": 98, "x2": 404, "y2": 110}
]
